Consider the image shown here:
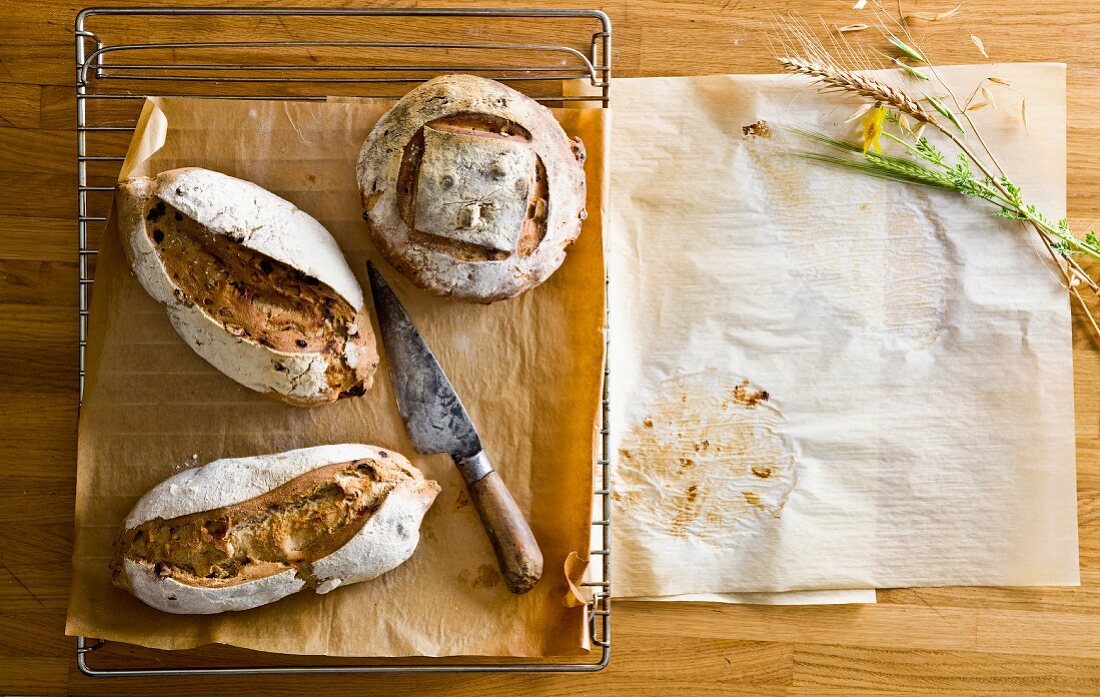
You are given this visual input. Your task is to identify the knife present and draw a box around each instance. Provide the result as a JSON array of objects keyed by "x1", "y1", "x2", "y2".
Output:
[{"x1": 366, "y1": 262, "x2": 544, "y2": 594}]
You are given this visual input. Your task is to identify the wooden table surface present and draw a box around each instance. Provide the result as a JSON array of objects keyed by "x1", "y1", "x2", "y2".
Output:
[{"x1": 5, "y1": 0, "x2": 1100, "y2": 694}]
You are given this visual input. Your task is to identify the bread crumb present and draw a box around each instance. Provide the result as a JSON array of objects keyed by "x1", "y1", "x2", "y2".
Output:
[{"x1": 742, "y1": 120, "x2": 773, "y2": 139}]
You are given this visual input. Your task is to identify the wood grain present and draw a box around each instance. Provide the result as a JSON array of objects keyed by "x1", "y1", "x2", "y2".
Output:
[{"x1": 4, "y1": 0, "x2": 1100, "y2": 694}]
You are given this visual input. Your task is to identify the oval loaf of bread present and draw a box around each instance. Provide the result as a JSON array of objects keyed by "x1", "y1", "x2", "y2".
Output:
[
  {"x1": 117, "y1": 167, "x2": 378, "y2": 406},
  {"x1": 356, "y1": 74, "x2": 587, "y2": 302},
  {"x1": 111, "y1": 444, "x2": 440, "y2": 614}
]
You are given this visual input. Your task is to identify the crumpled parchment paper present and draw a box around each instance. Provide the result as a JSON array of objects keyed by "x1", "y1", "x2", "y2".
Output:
[{"x1": 607, "y1": 64, "x2": 1077, "y2": 598}]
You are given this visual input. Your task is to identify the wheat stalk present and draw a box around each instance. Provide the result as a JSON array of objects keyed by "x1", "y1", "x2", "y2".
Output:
[{"x1": 777, "y1": 56, "x2": 938, "y2": 126}]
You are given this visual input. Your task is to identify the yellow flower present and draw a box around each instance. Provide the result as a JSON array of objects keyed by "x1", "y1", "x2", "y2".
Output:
[{"x1": 860, "y1": 105, "x2": 887, "y2": 153}]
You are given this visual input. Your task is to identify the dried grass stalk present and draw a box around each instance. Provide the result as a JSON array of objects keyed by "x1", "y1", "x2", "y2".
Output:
[
  {"x1": 971, "y1": 34, "x2": 989, "y2": 58},
  {"x1": 906, "y1": 5, "x2": 961, "y2": 22}
]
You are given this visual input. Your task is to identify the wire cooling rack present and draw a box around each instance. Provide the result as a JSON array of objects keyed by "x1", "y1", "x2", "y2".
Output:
[{"x1": 74, "y1": 7, "x2": 611, "y2": 676}]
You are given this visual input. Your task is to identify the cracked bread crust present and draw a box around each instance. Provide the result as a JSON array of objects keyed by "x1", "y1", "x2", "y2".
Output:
[
  {"x1": 112, "y1": 444, "x2": 440, "y2": 614},
  {"x1": 118, "y1": 168, "x2": 378, "y2": 406},
  {"x1": 356, "y1": 75, "x2": 587, "y2": 302}
]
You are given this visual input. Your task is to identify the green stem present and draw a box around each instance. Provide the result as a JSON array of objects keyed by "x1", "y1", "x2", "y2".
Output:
[
  {"x1": 788, "y1": 125, "x2": 1100, "y2": 262},
  {"x1": 881, "y1": 132, "x2": 1100, "y2": 258},
  {"x1": 1022, "y1": 211, "x2": 1100, "y2": 260},
  {"x1": 882, "y1": 131, "x2": 929, "y2": 160},
  {"x1": 966, "y1": 178, "x2": 1100, "y2": 260}
]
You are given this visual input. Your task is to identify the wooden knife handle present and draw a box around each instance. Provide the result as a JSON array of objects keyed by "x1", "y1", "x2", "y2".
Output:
[{"x1": 463, "y1": 462, "x2": 544, "y2": 595}]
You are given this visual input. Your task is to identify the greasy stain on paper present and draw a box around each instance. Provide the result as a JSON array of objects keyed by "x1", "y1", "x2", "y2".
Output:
[
  {"x1": 615, "y1": 370, "x2": 798, "y2": 541},
  {"x1": 456, "y1": 563, "x2": 501, "y2": 589}
]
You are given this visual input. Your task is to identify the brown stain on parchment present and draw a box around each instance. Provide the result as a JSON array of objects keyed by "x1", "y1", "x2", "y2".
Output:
[
  {"x1": 741, "y1": 491, "x2": 764, "y2": 510},
  {"x1": 473, "y1": 564, "x2": 501, "y2": 588},
  {"x1": 616, "y1": 370, "x2": 798, "y2": 542},
  {"x1": 455, "y1": 489, "x2": 470, "y2": 509},
  {"x1": 677, "y1": 456, "x2": 695, "y2": 474},
  {"x1": 668, "y1": 483, "x2": 704, "y2": 538},
  {"x1": 456, "y1": 563, "x2": 501, "y2": 589},
  {"x1": 731, "y1": 379, "x2": 769, "y2": 408},
  {"x1": 611, "y1": 489, "x2": 642, "y2": 508}
]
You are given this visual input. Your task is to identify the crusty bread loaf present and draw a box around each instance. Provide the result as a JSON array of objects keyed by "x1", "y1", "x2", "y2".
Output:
[
  {"x1": 356, "y1": 75, "x2": 587, "y2": 302},
  {"x1": 117, "y1": 168, "x2": 378, "y2": 406},
  {"x1": 111, "y1": 444, "x2": 440, "y2": 614}
]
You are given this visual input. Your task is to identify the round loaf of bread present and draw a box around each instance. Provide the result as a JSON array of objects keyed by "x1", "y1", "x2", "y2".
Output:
[
  {"x1": 117, "y1": 168, "x2": 378, "y2": 406},
  {"x1": 111, "y1": 444, "x2": 440, "y2": 614},
  {"x1": 356, "y1": 75, "x2": 587, "y2": 302}
]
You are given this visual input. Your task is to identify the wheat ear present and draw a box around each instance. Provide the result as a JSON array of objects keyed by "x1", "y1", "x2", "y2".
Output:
[{"x1": 778, "y1": 56, "x2": 939, "y2": 127}]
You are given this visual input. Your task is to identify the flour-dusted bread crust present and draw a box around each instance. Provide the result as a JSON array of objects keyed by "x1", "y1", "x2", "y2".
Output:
[
  {"x1": 356, "y1": 75, "x2": 587, "y2": 302},
  {"x1": 117, "y1": 168, "x2": 378, "y2": 406},
  {"x1": 121, "y1": 559, "x2": 305, "y2": 615},
  {"x1": 112, "y1": 444, "x2": 440, "y2": 615},
  {"x1": 122, "y1": 443, "x2": 377, "y2": 529}
]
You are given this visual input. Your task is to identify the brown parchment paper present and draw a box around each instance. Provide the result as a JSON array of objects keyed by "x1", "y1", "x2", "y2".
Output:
[{"x1": 65, "y1": 96, "x2": 606, "y2": 657}]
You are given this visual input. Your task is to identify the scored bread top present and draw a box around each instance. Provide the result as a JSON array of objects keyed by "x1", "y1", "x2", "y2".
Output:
[
  {"x1": 124, "y1": 444, "x2": 380, "y2": 529},
  {"x1": 145, "y1": 168, "x2": 363, "y2": 309},
  {"x1": 114, "y1": 444, "x2": 439, "y2": 613},
  {"x1": 356, "y1": 74, "x2": 587, "y2": 302},
  {"x1": 117, "y1": 168, "x2": 378, "y2": 406}
]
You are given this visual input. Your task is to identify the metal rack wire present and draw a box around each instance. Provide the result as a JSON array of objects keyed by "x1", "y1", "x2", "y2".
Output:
[{"x1": 74, "y1": 7, "x2": 610, "y2": 676}]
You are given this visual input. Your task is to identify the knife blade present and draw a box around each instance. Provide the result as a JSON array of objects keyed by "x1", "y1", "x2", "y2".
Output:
[{"x1": 367, "y1": 262, "x2": 543, "y2": 594}]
